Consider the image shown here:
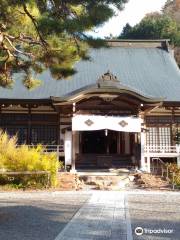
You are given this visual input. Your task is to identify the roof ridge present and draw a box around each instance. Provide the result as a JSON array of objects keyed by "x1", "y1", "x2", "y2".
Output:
[
  {"x1": 106, "y1": 39, "x2": 170, "y2": 51},
  {"x1": 105, "y1": 39, "x2": 170, "y2": 42}
]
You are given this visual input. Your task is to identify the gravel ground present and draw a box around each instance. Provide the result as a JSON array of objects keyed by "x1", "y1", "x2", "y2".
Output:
[
  {"x1": 128, "y1": 192, "x2": 180, "y2": 240},
  {"x1": 0, "y1": 192, "x2": 91, "y2": 240}
]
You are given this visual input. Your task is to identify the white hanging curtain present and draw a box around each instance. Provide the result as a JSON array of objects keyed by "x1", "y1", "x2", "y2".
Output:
[{"x1": 72, "y1": 115, "x2": 142, "y2": 132}]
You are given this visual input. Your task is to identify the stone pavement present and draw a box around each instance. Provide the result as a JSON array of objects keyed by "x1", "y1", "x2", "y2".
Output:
[
  {"x1": 1, "y1": 190, "x2": 180, "y2": 240},
  {"x1": 54, "y1": 191, "x2": 132, "y2": 240},
  {"x1": 0, "y1": 192, "x2": 91, "y2": 240},
  {"x1": 128, "y1": 191, "x2": 180, "y2": 240}
]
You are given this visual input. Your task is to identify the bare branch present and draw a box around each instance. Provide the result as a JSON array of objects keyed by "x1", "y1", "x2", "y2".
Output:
[
  {"x1": 4, "y1": 36, "x2": 34, "y2": 58},
  {"x1": 6, "y1": 33, "x2": 42, "y2": 46}
]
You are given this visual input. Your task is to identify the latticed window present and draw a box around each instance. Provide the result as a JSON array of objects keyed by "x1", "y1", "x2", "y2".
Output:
[
  {"x1": 31, "y1": 126, "x2": 57, "y2": 144},
  {"x1": 31, "y1": 114, "x2": 58, "y2": 122},
  {"x1": 0, "y1": 114, "x2": 28, "y2": 125},
  {"x1": 159, "y1": 127, "x2": 171, "y2": 146},
  {"x1": 175, "y1": 117, "x2": 180, "y2": 123},
  {"x1": 146, "y1": 127, "x2": 171, "y2": 146},
  {"x1": 2, "y1": 126, "x2": 28, "y2": 144},
  {"x1": 146, "y1": 127, "x2": 158, "y2": 146},
  {"x1": 0, "y1": 113, "x2": 58, "y2": 144}
]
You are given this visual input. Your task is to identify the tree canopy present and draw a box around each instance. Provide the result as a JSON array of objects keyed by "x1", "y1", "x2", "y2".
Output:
[
  {"x1": 163, "y1": 0, "x2": 180, "y2": 22},
  {"x1": 120, "y1": 12, "x2": 180, "y2": 45},
  {"x1": 0, "y1": 0, "x2": 128, "y2": 88}
]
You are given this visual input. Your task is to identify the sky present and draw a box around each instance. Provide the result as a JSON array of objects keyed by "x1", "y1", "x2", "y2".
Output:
[{"x1": 91, "y1": 0, "x2": 167, "y2": 38}]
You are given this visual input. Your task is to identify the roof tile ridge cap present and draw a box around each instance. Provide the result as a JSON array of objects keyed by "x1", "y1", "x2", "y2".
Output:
[{"x1": 106, "y1": 39, "x2": 170, "y2": 51}]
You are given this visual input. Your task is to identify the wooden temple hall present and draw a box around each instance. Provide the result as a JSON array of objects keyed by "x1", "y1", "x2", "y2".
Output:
[{"x1": 0, "y1": 40, "x2": 180, "y2": 172}]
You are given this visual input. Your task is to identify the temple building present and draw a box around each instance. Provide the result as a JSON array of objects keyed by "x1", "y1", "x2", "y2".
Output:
[{"x1": 0, "y1": 40, "x2": 180, "y2": 172}]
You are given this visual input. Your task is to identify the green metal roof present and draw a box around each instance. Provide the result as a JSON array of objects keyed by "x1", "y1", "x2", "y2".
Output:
[{"x1": 0, "y1": 43, "x2": 180, "y2": 102}]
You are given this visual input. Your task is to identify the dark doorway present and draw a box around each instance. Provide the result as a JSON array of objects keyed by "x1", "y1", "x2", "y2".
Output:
[
  {"x1": 81, "y1": 130, "x2": 118, "y2": 154},
  {"x1": 108, "y1": 130, "x2": 118, "y2": 154}
]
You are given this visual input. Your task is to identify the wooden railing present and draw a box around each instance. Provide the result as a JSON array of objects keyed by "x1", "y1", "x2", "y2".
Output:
[
  {"x1": 20, "y1": 145, "x2": 64, "y2": 157},
  {"x1": 145, "y1": 145, "x2": 177, "y2": 154},
  {"x1": 43, "y1": 145, "x2": 64, "y2": 155},
  {"x1": 144, "y1": 145, "x2": 179, "y2": 159}
]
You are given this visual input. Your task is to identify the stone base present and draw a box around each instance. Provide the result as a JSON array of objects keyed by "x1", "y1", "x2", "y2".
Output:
[{"x1": 57, "y1": 172, "x2": 83, "y2": 190}]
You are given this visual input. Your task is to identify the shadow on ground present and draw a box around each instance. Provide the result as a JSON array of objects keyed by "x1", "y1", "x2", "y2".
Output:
[{"x1": 0, "y1": 195, "x2": 89, "y2": 240}]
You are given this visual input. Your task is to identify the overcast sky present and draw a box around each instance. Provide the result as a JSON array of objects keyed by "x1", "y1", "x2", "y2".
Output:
[{"x1": 91, "y1": 0, "x2": 167, "y2": 38}]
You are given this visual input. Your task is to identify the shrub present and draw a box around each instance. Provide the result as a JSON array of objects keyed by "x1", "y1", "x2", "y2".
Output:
[
  {"x1": 167, "y1": 163, "x2": 180, "y2": 187},
  {"x1": 0, "y1": 130, "x2": 62, "y2": 188}
]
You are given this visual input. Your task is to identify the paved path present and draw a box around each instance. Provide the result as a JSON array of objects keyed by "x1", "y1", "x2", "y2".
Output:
[
  {"x1": 54, "y1": 191, "x2": 132, "y2": 240},
  {"x1": 128, "y1": 191, "x2": 180, "y2": 240},
  {"x1": 1, "y1": 191, "x2": 180, "y2": 240}
]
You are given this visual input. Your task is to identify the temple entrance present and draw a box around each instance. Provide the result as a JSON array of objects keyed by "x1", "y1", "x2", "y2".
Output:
[
  {"x1": 71, "y1": 114, "x2": 143, "y2": 170},
  {"x1": 76, "y1": 130, "x2": 139, "y2": 169},
  {"x1": 81, "y1": 130, "x2": 118, "y2": 154}
]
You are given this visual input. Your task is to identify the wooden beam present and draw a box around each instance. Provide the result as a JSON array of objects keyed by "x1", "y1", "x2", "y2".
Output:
[{"x1": 171, "y1": 107, "x2": 175, "y2": 145}]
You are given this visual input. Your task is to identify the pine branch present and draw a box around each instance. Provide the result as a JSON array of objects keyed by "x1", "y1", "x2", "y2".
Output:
[
  {"x1": 4, "y1": 36, "x2": 33, "y2": 58},
  {"x1": 23, "y1": 4, "x2": 48, "y2": 48}
]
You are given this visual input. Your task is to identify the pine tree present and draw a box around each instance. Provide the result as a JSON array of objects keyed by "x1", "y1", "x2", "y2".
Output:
[{"x1": 0, "y1": 0, "x2": 128, "y2": 88}]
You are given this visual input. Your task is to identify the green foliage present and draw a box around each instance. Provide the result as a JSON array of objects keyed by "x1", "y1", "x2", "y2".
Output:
[
  {"x1": 0, "y1": 174, "x2": 49, "y2": 189},
  {"x1": 0, "y1": 0, "x2": 128, "y2": 88},
  {"x1": 0, "y1": 130, "x2": 62, "y2": 188},
  {"x1": 0, "y1": 73, "x2": 13, "y2": 88},
  {"x1": 167, "y1": 163, "x2": 180, "y2": 186},
  {"x1": 120, "y1": 13, "x2": 180, "y2": 46},
  {"x1": 23, "y1": 75, "x2": 41, "y2": 90}
]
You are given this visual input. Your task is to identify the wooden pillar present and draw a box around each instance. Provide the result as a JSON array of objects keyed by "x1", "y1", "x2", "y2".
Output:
[
  {"x1": 147, "y1": 156, "x2": 151, "y2": 173},
  {"x1": 141, "y1": 130, "x2": 150, "y2": 172},
  {"x1": 79, "y1": 132, "x2": 82, "y2": 154},
  {"x1": 140, "y1": 130, "x2": 146, "y2": 170},
  {"x1": 117, "y1": 132, "x2": 120, "y2": 154},
  {"x1": 125, "y1": 132, "x2": 130, "y2": 154},
  {"x1": 140, "y1": 114, "x2": 149, "y2": 171},
  {"x1": 27, "y1": 105, "x2": 31, "y2": 144},
  {"x1": 71, "y1": 102, "x2": 77, "y2": 172},
  {"x1": 71, "y1": 130, "x2": 76, "y2": 172},
  {"x1": 106, "y1": 130, "x2": 109, "y2": 154},
  {"x1": 171, "y1": 107, "x2": 175, "y2": 145},
  {"x1": 57, "y1": 113, "x2": 61, "y2": 145},
  {"x1": 65, "y1": 130, "x2": 72, "y2": 168},
  {"x1": 177, "y1": 155, "x2": 180, "y2": 167}
]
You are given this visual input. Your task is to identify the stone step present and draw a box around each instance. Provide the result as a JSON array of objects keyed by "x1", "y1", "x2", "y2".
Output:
[
  {"x1": 57, "y1": 170, "x2": 135, "y2": 191},
  {"x1": 76, "y1": 158, "x2": 135, "y2": 169},
  {"x1": 78, "y1": 173, "x2": 132, "y2": 190}
]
